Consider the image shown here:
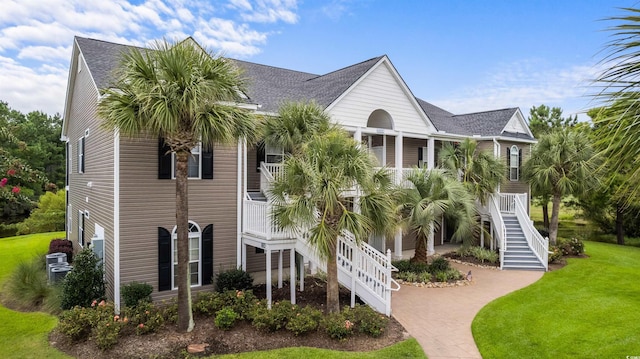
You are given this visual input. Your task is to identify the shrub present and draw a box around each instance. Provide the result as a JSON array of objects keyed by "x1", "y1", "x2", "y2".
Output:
[
  {"x1": 58, "y1": 306, "x2": 95, "y2": 341},
  {"x1": 17, "y1": 190, "x2": 66, "y2": 235},
  {"x1": 285, "y1": 306, "x2": 322, "y2": 336},
  {"x1": 429, "y1": 256, "x2": 450, "y2": 272},
  {"x1": 214, "y1": 307, "x2": 238, "y2": 330},
  {"x1": 417, "y1": 271, "x2": 432, "y2": 283},
  {"x1": 121, "y1": 282, "x2": 153, "y2": 308},
  {"x1": 60, "y1": 248, "x2": 105, "y2": 309},
  {"x1": 48, "y1": 239, "x2": 73, "y2": 263},
  {"x1": 215, "y1": 267, "x2": 253, "y2": 293},
  {"x1": 537, "y1": 228, "x2": 550, "y2": 238},
  {"x1": 252, "y1": 300, "x2": 296, "y2": 332},
  {"x1": 321, "y1": 312, "x2": 353, "y2": 340},
  {"x1": 402, "y1": 271, "x2": 418, "y2": 282},
  {"x1": 558, "y1": 237, "x2": 584, "y2": 256},
  {"x1": 93, "y1": 316, "x2": 124, "y2": 350},
  {"x1": 548, "y1": 246, "x2": 563, "y2": 263},
  {"x1": 433, "y1": 268, "x2": 463, "y2": 282},
  {"x1": 5, "y1": 255, "x2": 51, "y2": 309},
  {"x1": 193, "y1": 292, "x2": 225, "y2": 316},
  {"x1": 160, "y1": 299, "x2": 178, "y2": 324},
  {"x1": 392, "y1": 259, "x2": 429, "y2": 273},
  {"x1": 348, "y1": 304, "x2": 388, "y2": 337},
  {"x1": 470, "y1": 247, "x2": 499, "y2": 264},
  {"x1": 123, "y1": 301, "x2": 165, "y2": 335}
]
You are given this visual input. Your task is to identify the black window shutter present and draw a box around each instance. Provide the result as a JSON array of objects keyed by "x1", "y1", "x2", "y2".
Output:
[
  {"x1": 418, "y1": 147, "x2": 423, "y2": 162},
  {"x1": 80, "y1": 137, "x2": 85, "y2": 172},
  {"x1": 518, "y1": 148, "x2": 523, "y2": 180},
  {"x1": 202, "y1": 146, "x2": 213, "y2": 179},
  {"x1": 506, "y1": 147, "x2": 511, "y2": 180},
  {"x1": 158, "y1": 227, "x2": 172, "y2": 291},
  {"x1": 202, "y1": 224, "x2": 214, "y2": 285},
  {"x1": 158, "y1": 138, "x2": 172, "y2": 179},
  {"x1": 80, "y1": 214, "x2": 85, "y2": 246}
]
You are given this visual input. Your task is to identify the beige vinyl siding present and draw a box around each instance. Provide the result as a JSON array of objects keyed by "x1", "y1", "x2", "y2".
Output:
[
  {"x1": 329, "y1": 62, "x2": 431, "y2": 134},
  {"x1": 403, "y1": 137, "x2": 427, "y2": 168},
  {"x1": 385, "y1": 136, "x2": 395, "y2": 167},
  {"x1": 498, "y1": 140, "x2": 530, "y2": 195},
  {"x1": 244, "y1": 249, "x2": 291, "y2": 274},
  {"x1": 66, "y1": 53, "x2": 115, "y2": 299},
  {"x1": 119, "y1": 138, "x2": 239, "y2": 301}
]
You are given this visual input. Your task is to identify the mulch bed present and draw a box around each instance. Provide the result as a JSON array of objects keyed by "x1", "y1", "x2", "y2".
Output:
[{"x1": 50, "y1": 277, "x2": 409, "y2": 358}]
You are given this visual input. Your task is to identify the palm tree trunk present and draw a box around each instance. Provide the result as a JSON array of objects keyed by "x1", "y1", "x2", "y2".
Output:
[
  {"x1": 176, "y1": 151, "x2": 194, "y2": 332},
  {"x1": 549, "y1": 192, "x2": 561, "y2": 245},
  {"x1": 412, "y1": 232, "x2": 428, "y2": 264},
  {"x1": 616, "y1": 203, "x2": 625, "y2": 245},
  {"x1": 542, "y1": 202, "x2": 550, "y2": 230},
  {"x1": 326, "y1": 241, "x2": 340, "y2": 314}
]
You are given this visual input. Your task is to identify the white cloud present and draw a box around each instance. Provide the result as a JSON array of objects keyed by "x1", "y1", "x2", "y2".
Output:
[
  {"x1": 431, "y1": 59, "x2": 602, "y2": 119},
  {"x1": 0, "y1": 0, "x2": 301, "y2": 114}
]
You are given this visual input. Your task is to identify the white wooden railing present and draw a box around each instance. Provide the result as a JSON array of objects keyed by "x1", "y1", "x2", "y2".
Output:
[
  {"x1": 374, "y1": 167, "x2": 425, "y2": 187},
  {"x1": 513, "y1": 195, "x2": 548, "y2": 270},
  {"x1": 259, "y1": 162, "x2": 283, "y2": 193},
  {"x1": 296, "y1": 232, "x2": 399, "y2": 316},
  {"x1": 243, "y1": 199, "x2": 294, "y2": 240},
  {"x1": 488, "y1": 194, "x2": 507, "y2": 269}
]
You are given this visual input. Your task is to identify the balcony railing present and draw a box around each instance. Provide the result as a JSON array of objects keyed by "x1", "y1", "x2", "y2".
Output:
[{"x1": 243, "y1": 199, "x2": 294, "y2": 240}]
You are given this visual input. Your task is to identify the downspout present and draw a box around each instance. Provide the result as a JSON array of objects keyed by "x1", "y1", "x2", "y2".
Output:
[{"x1": 236, "y1": 140, "x2": 243, "y2": 267}]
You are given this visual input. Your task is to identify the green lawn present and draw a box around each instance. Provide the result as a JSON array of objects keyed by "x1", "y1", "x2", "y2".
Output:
[
  {"x1": 472, "y1": 241, "x2": 640, "y2": 358},
  {"x1": 0, "y1": 231, "x2": 70, "y2": 359}
]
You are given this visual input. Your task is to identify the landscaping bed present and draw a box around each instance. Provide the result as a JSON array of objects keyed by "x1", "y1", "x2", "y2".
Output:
[{"x1": 50, "y1": 278, "x2": 409, "y2": 358}]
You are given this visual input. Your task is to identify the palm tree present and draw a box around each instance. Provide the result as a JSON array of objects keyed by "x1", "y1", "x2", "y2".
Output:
[
  {"x1": 438, "y1": 139, "x2": 506, "y2": 205},
  {"x1": 395, "y1": 168, "x2": 476, "y2": 263},
  {"x1": 263, "y1": 101, "x2": 331, "y2": 154},
  {"x1": 522, "y1": 128, "x2": 596, "y2": 245},
  {"x1": 269, "y1": 129, "x2": 396, "y2": 314},
  {"x1": 593, "y1": 8, "x2": 640, "y2": 199},
  {"x1": 98, "y1": 39, "x2": 258, "y2": 332}
]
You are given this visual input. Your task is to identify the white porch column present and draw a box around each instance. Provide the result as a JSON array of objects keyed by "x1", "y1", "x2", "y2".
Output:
[
  {"x1": 299, "y1": 255, "x2": 305, "y2": 292},
  {"x1": 353, "y1": 127, "x2": 362, "y2": 144},
  {"x1": 382, "y1": 135, "x2": 387, "y2": 166},
  {"x1": 266, "y1": 249, "x2": 272, "y2": 309},
  {"x1": 480, "y1": 218, "x2": 485, "y2": 247},
  {"x1": 395, "y1": 131, "x2": 403, "y2": 185},
  {"x1": 241, "y1": 243, "x2": 247, "y2": 271},
  {"x1": 278, "y1": 250, "x2": 283, "y2": 288},
  {"x1": 428, "y1": 227, "x2": 435, "y2": 255},
  {"x1": 289, "y1": 249, "x2": 296, "y2": 304},
  {"x1": 394, "y1": 229, "x2": 403, "y2": 260},
  {"x1": 427, "y1": 137, "x2": 435, "y2": 169}
]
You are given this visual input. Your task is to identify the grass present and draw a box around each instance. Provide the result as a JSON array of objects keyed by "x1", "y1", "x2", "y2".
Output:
[
  {"x1": 0, "y1": 231, "x2": 70, "y2": 359},
  {"x1": 472, "y1": 241, "x2": 640, "y2": 358},
  {"x1": 215, "y1": 338, "x2": 426, "y2": 359},
  {"x1": 0, "y1": 232, "x2": 425, "y2": 358}
]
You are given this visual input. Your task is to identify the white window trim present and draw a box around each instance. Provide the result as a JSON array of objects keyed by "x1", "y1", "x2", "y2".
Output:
[
  {"x1": 171, "y1": 221, "x2": 202, "y2": 289},
  {"x1": 67, "y1": 142, "x2": 72, "y2": 182},
  {"x1": 67, "y1": 204, "x2": 72, "y2": 234},
  {"x1": 78, "y1": 210, "x2": 84, "y2": 247},
  {"x1": 265, "y1": 143, "x2": 284, "y2": 164},
  {"x1": 78, "y1": 137, "x2": 85, "y2": 174},
  {"x1": 510, "y1": 145, "x2": 519, "y2": 181},
  {"x1": 171, "y1": 143, "x2": 202, "y2": 179},
  {"x1": 418, "y1": 146, "x2": 428, "y2": 168}
]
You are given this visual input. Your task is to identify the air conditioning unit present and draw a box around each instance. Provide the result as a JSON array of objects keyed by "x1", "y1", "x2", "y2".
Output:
[
  {"x1": 46, "y1": 252, "x2": 67, "y2": 266},
  {"x1": 50, "y1": 265, "x2": 73, "y2": 284},
  {"x1": 48, "y1": 262, "x2": 69, "y2": 283}
]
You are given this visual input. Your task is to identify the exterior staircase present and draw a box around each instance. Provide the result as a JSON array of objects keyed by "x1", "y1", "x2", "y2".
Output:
[{"x1": 502, "y1": 214, "x2": 546, "y2": 271}]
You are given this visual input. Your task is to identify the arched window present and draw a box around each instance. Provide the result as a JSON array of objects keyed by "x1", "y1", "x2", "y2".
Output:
[
  {"x1": 172, "y1": 221, "x2": 201, "y2": 288},
  {"x1": 508, "y1": 145, "x2": 521, "y2": 181}
]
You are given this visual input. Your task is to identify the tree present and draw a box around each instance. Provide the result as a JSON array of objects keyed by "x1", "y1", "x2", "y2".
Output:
[
  {"x1": 16, "y1": 190, "x2": 65, "y2": 235},
  {"x1": 98, "y1": 39, "x2": 258, "y2": 332},
  {"x1": 438, "y1": 138, "x2": 506, "y2": 205},
  {"x1": 527, "y1": 104, "x2": 577, "y2": 229},
  {"x1": 395, "y1": 168, "x2": 476, "y2": 263},
  {"x1": 592, "y1": 8, "x2": 640, "y2": 200},
  {"x1": 522, "y1": 128, "x2": 596, "y2": 245},
  {"x1": 269, "y1": 129, "x2": 396, "y2": 314},
  {"x1": 263, "y1": 101, "x2": 331, "y2": 154}
]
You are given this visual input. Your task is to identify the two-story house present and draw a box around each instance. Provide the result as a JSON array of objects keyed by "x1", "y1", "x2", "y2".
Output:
[{"x1": 62, "y1": 36, "x2": 546, "y2": 314}]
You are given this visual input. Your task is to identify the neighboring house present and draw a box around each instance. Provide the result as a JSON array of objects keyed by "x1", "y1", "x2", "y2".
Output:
[{"x1": 62, "y1": 36, "x2": 547, "y2": 314}]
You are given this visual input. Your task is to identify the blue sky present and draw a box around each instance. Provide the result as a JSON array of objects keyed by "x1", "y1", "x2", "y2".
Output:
[{"x1": 0, "y1": 0, "x2": 637, "y2": 120}]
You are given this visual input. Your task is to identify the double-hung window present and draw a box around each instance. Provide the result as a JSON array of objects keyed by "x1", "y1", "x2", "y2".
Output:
[
  {"x1": 77, "y1": 137, "x2": 85, "y2": 173},
  {"x1": 172, "y1": 222, "x2": 201, "y2": 288},
  {"x1": 78, "y1": 210, "x2": 84, "y2": 247},
  {"x1": 509, "y1": 145, "x2": 520, "y2": 181},
  {"x1": 172, "y1": 144, "x2": 202, "y2": 179}
]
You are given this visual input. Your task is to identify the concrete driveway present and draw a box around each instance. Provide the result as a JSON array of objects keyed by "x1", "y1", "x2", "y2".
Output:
[{"x1": 391, "y1": 262, "x2": 543, "y2": 359}]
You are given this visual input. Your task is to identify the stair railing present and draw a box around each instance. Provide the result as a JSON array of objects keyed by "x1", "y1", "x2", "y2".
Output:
[
  {"x1": 513, "y1": 195, "x2": 548, "y2": 270},
  {"x1": 488, "y1": 194, "x2": 507, "y2": 269}
]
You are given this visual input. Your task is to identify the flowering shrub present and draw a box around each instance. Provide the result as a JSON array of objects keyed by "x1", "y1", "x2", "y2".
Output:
[
  {"x1": 93, "y1": 316, "x2": 124, "y2": 350},
  {"x1": 193, "y1": 292, "x2": 226, "y2": 316},
  {"x1": 122, "y1": 301, "x2": 165, "y2": 335},
  {"x1": 58, "y1": 300, "x2": 116, "y2": 342},
  {"x1": 321, "y1": 312, "x2": 354, "y2": 340},
  {"x1": 214, "y1": 307, "x2": 238, "y2": 330},
  {"x1": 346, "y1": 304, "x2": 388, "y2": 337},
  {"x1": 285, "y1": 305, "x2": 322, "y2": 336},
  {"x1": 558, "y1": 237, "x2": 585, "y2": 256},
  {"x1": 252, "y1": 300, "x2": 297, "y2": 332}
]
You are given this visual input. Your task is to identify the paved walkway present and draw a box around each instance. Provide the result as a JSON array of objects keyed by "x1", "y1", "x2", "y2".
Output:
[{"x1": 391, "y1": 262, "x2": 543, "y2": 359}]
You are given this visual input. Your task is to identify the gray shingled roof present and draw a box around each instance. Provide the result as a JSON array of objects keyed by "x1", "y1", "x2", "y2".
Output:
[
  {"x1": 74, "y1": 36, "x2": 531, "y2": 139},
  {"x1": 417, "y1": 98, "x2": 533, "y2": 139}
]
